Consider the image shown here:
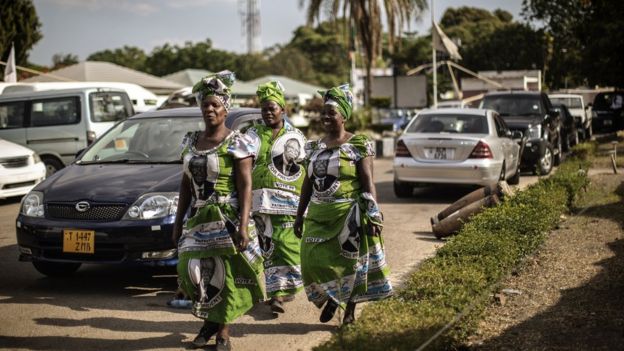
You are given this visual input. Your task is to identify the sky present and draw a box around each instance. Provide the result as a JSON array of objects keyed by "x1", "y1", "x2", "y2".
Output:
[{"x1": 29, "y1": 0, "x2": 525, "y2": 67}]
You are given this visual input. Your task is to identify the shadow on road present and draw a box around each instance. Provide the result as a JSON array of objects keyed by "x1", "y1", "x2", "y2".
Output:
[{"x1": 376, "y1": 181, "x2": 479, "y2": 205}]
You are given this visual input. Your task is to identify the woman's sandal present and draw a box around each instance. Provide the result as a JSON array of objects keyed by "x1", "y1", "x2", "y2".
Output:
[
  {"x1": 192, "y1": 321, "x2": 219, "y2": 348},
  {"x1": 319, "y1": 300, "x2": 338, "y2": 323},
  {"x1": 216, "y1": 337, "x2": 232, "y2": 351},
  {"x1": 270, "y1": 298, "x2": 285, "y2": 314}
]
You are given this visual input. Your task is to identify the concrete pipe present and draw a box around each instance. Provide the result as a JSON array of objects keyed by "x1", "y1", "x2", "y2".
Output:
[{"x1": 432, "y1": 194, "x2": 500, "y2": 239}]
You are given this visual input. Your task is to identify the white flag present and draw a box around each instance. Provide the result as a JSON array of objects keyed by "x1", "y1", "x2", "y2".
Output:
[
  {"x1": 4, "y1": 43, "x2": 17, "y2": 83},
  {"x1": 432, "y1": 22, "x2": 462, "y2": 61}
]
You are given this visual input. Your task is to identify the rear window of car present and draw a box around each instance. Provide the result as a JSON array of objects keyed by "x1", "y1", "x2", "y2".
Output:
[
  {"x1": 481, "y1": 95, "x2": 543, "y2": 116},
  {"x1": 406, "y1": 114, "x2": 488, "y2": 134},
  {"x1": 0, "y1": 101, "x2": 25, "y2": 129},
  {"x1": 90, "y1": 92, "x2": 134, "y2": 122},
  {"x1": 550, "y1": 97, "x2": 583, "y2": 109},
  {"x1": 30, "y1": 97, "x2": 81, "y2": 127},
  {"x1": 593, "y1": 92, "x2": 624, "y2": 110}
]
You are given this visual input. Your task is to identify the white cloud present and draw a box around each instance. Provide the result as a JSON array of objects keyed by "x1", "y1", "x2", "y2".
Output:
[{"x1": 166, "y1": 0, "x2": 237, "y2": 9}]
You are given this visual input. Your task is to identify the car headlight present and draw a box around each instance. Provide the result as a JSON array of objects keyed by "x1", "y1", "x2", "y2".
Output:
[
  {"x1": 526, "y1": 124, "x2": 542, "y2": 140},
  {"x1": 123, "y1": 192, "x2": 178, "y2": 220},
  {"x1": 31, "y1": 153, "x2": 41, "y2": 164},
  {"x1": 21, "y1": 191, "x2": 45, "y2": 217}
]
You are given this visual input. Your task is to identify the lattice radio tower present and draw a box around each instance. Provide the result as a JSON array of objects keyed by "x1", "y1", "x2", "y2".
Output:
[{"x1": 238, "y1": 0, "x2": 261, "y2": 54}]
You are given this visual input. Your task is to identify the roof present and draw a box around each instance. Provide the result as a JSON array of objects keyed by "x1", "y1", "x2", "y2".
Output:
[
  {"x1": 162, "y1": 69, "x2": 212, "y2": 86},
  {"x1": 244, "y1": 75, "x2": 324, "y2": 97},
  {"x1": 132, "y1": 106, "x2": 260, "y2": 119},
  {"x1": 483, "y1": 90, "x2": 543, "y2": 97},
  {"x1": 419, "y1": 108, "x2": 489, "y2": 116},
  {"x1": 22, "y1": 61, "x2": 183, "y2": 95},
  {"x1": 0, "y1": 87, "x2": 126, "y2": 100}
]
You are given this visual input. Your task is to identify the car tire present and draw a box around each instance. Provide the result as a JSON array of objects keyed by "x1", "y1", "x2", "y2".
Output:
[
  {"x1": 563, "y1": 134, "x2": 571, "y2": 152},
  {"x1": 32, "y1": 261, "x2": 81, "y2": 277},
  {"x1": 394, "y1": 180, "x2": 413, "y2": 198},
  {"x1": 499, "y1": 162, "x2": 506, "y2": 181},
  {"x1": 535, "y1": 144, "x2": 554, "y2": 175},
  {"x1": 41, "y1": 156, "x2": 64, "y2": 177},
  {"x1": 508, "y1": 162, "x2": 521, "y2": 185}
]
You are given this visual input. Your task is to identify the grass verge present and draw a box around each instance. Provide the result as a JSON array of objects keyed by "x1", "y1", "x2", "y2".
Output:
[{"x1": 315, "y1": 156, "x2": 591, "y2": 351}]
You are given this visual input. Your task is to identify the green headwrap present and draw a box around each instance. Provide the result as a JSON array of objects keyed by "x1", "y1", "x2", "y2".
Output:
[
  {"x1": 318, "y1": 84, "x2": 354, "y2": 120},
  {"x1": 192, "y1": 70, "x2": 235, "y2": 110},
  {"x1": 256, "y1": 80, "x2": 286, "y2": 108}
]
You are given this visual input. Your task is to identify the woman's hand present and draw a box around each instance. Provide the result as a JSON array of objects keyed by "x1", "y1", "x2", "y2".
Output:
[
  {"x1": 367, "y1": 222, "x2": 382, "y2": 237},
  {"x1": 294, "y1": 217, "x2": 304, "y2": 238},
  {"x1": 234, "y1": 227, "x2": 250, "y2": 252}
]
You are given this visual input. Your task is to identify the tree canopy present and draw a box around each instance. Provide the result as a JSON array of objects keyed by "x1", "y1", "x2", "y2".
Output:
[{"x1": 0, "y1": 0, "x2": 42, "y2": 66}]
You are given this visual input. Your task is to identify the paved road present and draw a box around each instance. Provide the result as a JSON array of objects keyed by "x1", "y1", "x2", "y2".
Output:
[{"x1": 0, "y1": 159, "x2": 539, "y2": 351}]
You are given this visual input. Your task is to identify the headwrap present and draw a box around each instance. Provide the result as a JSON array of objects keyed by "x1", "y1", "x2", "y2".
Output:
[
  {"x1": 318, "y1": 83, "x2": 354, "y2": 120},
  {"x1": 192, "y1": 70, "x2": 235, "y2": 110},
  {"x1": 256, "y1": 80, "x2": 286, "y2": 108}
]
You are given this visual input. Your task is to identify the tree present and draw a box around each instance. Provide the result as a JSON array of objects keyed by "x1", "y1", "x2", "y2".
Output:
[
  {"x1": 87, "y1": 46, "x2": 147, "y2": 71},
  {"x1": 143, "y1": 40, "x2": 237, "y2": 77},
  {"x1": 523, "y1": 0, "x2": 624, "y2": 88},
  {"x1": 51, "y1": 53, "x2": 79, "y2": 70},
  {"x1": 0, "y1": 0, "x2": 42, "y2": 66},
  {"x1": 304, "y1": 0, "x2": 427, "y2": 104}
]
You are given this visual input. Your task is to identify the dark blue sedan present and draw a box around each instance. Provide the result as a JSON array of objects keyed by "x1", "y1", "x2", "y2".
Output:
[{"x1": 16, "y1": 107, "x2": 262, "y2": 276}]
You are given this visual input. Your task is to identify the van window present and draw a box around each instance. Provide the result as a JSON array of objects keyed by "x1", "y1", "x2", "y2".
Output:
[
  {"x1": 30, "y1": 97, "x2": 80, "y2": 127},
  {"x1": 90, "y1": 92, "x2": 133, "y2": 122},
  {"x1": 0, "y1": 101, "x2": 25, "y2": 129}
]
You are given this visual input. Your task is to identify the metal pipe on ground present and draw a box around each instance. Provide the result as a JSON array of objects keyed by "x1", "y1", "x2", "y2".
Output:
[{"x1": 432, "y1": 194, "x2": 501, "y2": 239}]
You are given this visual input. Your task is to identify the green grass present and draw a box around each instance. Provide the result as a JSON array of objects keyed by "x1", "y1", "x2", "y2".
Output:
[{"x1": 315, "y1": 156, "x2": 591, "y2": 351}]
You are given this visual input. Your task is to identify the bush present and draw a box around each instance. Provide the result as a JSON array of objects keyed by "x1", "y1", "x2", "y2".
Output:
[{"x1": 316, "y1": 158, "x2": 589, "y2": 351}]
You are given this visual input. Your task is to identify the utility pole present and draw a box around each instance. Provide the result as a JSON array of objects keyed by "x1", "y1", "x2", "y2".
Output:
[{"x1": 431, "y1": 0, "x2": 437, "y2": 108}]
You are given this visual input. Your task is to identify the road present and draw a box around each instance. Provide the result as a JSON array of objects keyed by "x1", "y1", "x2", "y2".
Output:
[{"x1": 0, "y1": 159, "x2": 540, "y2": 351}]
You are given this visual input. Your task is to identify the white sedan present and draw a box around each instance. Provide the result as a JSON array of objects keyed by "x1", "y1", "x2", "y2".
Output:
[
  {"x1": 0, "y1": 139, "x2": 46, "y2": 199},
  {"x1": 393, "y1": 108, "x2": 524, "y2": 197}
]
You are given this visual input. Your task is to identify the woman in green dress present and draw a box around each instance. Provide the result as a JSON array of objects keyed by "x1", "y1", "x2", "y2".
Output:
[
  {"x1": 294, "y1": 84, "x2": 392, "y2": 325},
  {"x1": 245, "y1": 81, "x2": 306, "y2": 314},
  {"x1": 172, "y1": 71, "x2": 264, "y2": 351}
]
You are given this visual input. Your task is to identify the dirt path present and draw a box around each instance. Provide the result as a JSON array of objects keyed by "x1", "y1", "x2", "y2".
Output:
[{"x1": 467, "y1": 173, "x2": 624, "y2": 350}]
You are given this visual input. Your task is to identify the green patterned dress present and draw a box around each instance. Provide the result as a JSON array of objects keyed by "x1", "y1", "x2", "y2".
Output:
[
  {"x1": 177, "y1": 130, "x2": 265, "y2": 323},
  {"x1": 246, "y1": 121, "x2": 306, "y2": 298},
  {"x1": 301, "y1": 135, "x2": 393, "y2": 308}
]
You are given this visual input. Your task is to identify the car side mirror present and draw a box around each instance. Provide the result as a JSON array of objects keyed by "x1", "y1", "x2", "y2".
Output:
[{"x1": 512, "y1": 130, "x2": 524, "y2": 139}]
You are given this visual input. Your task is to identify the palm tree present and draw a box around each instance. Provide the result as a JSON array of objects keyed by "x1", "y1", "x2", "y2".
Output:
[{"x1": 303, "y1": 0, "x2": 427, "y2": 104}]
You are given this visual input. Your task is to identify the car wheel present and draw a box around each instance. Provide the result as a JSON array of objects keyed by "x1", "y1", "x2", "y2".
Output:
[
  {"x1": 536, "y1": 144, "x2": 554, "y2": 175},
  {"x1": 554, "y1": 137, "x2": 562, "y2": 166},
  {"x1": 32, "y1": 261, "x2": 81, "y2": 277},
  {"x1": 393, "y1": 180, "x2": 413, "y2": 198},
  {"x1": 41, "y1": 157, "x2": 64, "y2": 177},
  {"x1": 508, "y1": 162, "x2": 521, "y2": 185}
]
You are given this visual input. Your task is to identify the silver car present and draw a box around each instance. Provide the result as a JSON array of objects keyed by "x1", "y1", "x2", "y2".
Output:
[{"x1": 393, "y1": 108, "x2": 523, "y2": 197}]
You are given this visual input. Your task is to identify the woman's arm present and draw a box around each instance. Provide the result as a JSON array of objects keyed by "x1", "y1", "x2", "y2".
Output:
[
  {"x1": 234, "y1": 156, "x2": 253, "y2": 251},
  {"x1": 294, "y1": 175, "x2": 313, "y2": 238},
  {"x1": 172, "y1": 173, "x2": 192, "y2": 245},
  {"x1": 357, "y1": 156, "x2": 382, "y2": 236}
]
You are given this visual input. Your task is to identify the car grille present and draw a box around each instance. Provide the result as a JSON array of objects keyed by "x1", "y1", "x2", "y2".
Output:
[
  {"x1": 2, "y1": 180, "x2": 37, "y2": 189},
  {"x1": 47, "y1": 203, "x2": 127, "y2": 220},
  {"x1": 0, "y1": 156, "x2": 29, "y2": 168}
]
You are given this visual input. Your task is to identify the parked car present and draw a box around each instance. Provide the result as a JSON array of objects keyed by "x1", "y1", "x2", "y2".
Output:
[
  {"x1": 0, "y1": 87, "x2": 134, "y2": 176},
  {"x1": 16, "y1": 107, "x2": 262, "y2": 277},
  {"x1": 591, "y1": 91, "x2": 624, "y2": 132},
  {"x1": 2, "y1": 82, "x2": 159, "y2": 113},
  {"x1": 393, "y1": 108, "x2": 523, "y2": 197},
  {"x1": 480, "y1": 91, "x2": 562, "y2": 175},
  {"x1": 549, "y1": 93, "x2": 592, "y2": 140},
  {"x1": 0, "y1": 138, "x2": 46, "y2": 199},
  {"x1": 552, "y1": 104, "x2": 579, "y2": 152}
]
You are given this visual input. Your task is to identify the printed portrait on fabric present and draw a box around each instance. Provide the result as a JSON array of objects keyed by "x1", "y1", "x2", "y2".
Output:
[
  {"x1": 338, "y1": 205, "x2": 361, "y2": 259},
  {"x1": 269, "y1": 133, "x2": 306, "y2": 181},
  {"x1": 252, "y1": 214, "x2": 274, "y2": 258},
  {"x1": 309, "y1": 148, "x2": 339, "y2": 193},
  {"x1": 189, "y1": 257, "x2": 226, "y2": 308},
  {"x1": 186, "y1": 153, "x2": 219, "y2": 200}
]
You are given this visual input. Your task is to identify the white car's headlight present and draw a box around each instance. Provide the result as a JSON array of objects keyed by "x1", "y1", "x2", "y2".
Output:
[
  {"x1": 31, "y1": 153, "x2": 41, "y2": 164},
  {"x1": 123, "y1": 193, "x2": 178, "y2": 220},
  {"x1": 526, "y1": 124, "x2": 542, "y2": 140},
  {"x1": 21, "y1": 191, "x2": 44, "y2": 217}
]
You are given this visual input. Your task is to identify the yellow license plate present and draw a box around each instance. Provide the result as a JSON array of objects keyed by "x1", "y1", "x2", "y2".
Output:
[{"x1": 63, "y1": 229, "x2": 95, "y2": 254}]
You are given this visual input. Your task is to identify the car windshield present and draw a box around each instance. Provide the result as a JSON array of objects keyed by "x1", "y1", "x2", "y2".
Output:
[
  {"x1": 593, "y1": 92, "x2": 624, "y2": 110},
  {"x1": 78, "y1": 116, "x2": 204, "y2": 164},
  {"x1": 550, "y1": 97, "x2": 583, "y2": 109},
  {"x1": 481, "y1": 95, "x2": 543, "y2": 116},
  {"x1": 406, "y1": 114, "x2": 488, "y2": 134}
]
